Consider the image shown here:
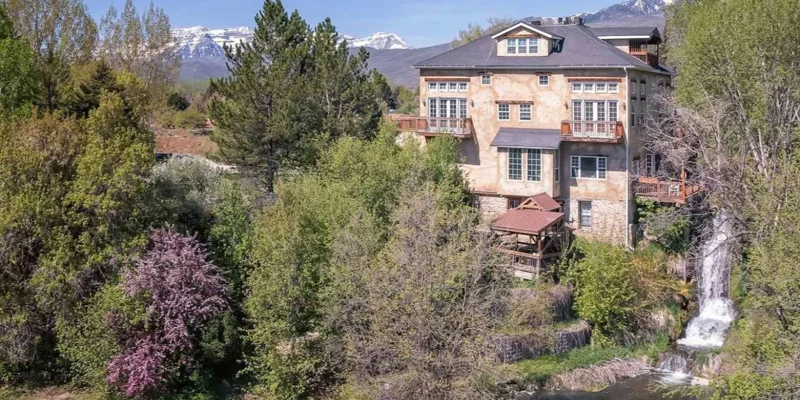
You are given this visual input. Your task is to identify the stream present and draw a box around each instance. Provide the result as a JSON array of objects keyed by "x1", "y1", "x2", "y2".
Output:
[{"x1": 520, "y1": 214, "x2": 735, "y2": 400}]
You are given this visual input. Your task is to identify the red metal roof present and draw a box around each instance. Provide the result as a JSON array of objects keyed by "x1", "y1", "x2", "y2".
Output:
[
  {"x1": 530, "y1": 193, "x2": 561, "y2": 211},
  {"x1": 492, "y1": 209, "x2": 565, "y2": 235}
]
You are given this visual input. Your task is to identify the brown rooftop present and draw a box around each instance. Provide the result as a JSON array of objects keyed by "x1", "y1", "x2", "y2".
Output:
[{"x1": 492, "y1": 209, "x2": 565, "y2": 236}]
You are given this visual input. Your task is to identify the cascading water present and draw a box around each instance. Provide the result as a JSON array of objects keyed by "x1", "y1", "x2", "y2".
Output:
[
  {"x1": 657, "y1": 214, "x2": 737, "y2": 381},
  {"x1": 677, "y1": 214, "x2": 737, "y2": 348}
]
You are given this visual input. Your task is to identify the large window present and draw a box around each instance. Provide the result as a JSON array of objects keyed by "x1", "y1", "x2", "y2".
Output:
[
  {"x1": 571, "y1": 100, "x2": 618, "y2": 121},
  {"x1": 579, "y1": 201, "x2": 592, "y2": 230},
  {"x1": 508, "y1": 148, "x2": 523, "y2": 180},
  {"x1": 570, "y1": 156, "x2": 607, "y2": 179},
  {"x1": 498, "y1": 103, "x2": 510, "y2": 120},
  {"x1": 427, "y1": 97, "x2": 468, "y2": 122},
  {"x1": 519, "y1": 104, "x2": 532, "y2": 121},
  {"x1": 507, "y1": 37, "x2": 539, "y2": 54},
  {"x1": 526, "y1": 149, "x2": 541, "y2": 181}
]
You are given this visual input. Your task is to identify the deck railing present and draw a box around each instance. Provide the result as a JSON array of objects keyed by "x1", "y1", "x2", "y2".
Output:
[
  {"x1": 393, "y1": 117, "x2": 474, "y2": 138},
  {"x1": 630, "y1": 49, "x2": 660, "y2": 67},
  {"x1": 633, "y1": 177, "x2": 701, "y2": 204},
  {"x1": 561, "y1": 120, "x2": 624, "y2": 142}
]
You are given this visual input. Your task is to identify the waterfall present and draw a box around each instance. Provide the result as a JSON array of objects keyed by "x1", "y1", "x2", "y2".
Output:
[{"x1": 677, "y1": 214, "x2": 737, "y2": 348}]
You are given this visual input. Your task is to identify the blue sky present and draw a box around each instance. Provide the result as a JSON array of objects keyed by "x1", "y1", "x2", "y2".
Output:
[{"x1": 84, "y1": 0, "x2": 622, "y2": 47}]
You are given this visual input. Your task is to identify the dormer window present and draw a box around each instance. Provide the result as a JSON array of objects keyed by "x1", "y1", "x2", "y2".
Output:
[{"x1": 507, "y1": 37, "x2": 539, "y2": 55}]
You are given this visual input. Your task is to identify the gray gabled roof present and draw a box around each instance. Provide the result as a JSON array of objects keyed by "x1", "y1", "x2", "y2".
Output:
[
  {"x1": 589, "y1": 27, "x2": 661, "y2": 39},
  {"x1": 415, "y1": 24, "x2": 667, "y2": 73},
  {"x1": 490, "y1": 128, "x2": 561, "y2": 149}
]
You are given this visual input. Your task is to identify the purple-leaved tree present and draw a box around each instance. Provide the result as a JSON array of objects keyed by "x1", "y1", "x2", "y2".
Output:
[{"x1": 108, "y1": 227, "x2": 228, "y2": 397}]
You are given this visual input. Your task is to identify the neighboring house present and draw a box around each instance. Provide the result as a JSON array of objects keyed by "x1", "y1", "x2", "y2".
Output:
[{"x1": 399, "y1": 17, "x2": 685, "y2": 247}]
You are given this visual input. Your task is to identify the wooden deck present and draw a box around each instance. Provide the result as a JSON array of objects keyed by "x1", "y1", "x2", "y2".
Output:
[
  {"x1": 392, "y1": 116, "x2": 474, "y2": 138},
  {"x1": 633, "y1": 177, "x2": 701, "y2": 204}
]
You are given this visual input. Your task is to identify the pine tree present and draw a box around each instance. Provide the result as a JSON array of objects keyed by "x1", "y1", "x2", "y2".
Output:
[{"x1": 210, "y1": 0, "x2": 382, "y2": 192}]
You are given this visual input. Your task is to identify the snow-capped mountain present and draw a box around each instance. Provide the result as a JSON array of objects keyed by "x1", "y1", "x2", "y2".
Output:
[
  {"x1": 173, "y1": 26, "x2": 254, "y2": 59},
  {"x1": 579, "y1": 0, "x2": 676, "y2": 23},
  {"x1": 341, "y1": 32, "x2": 411, "y2": 50},
  {"x1": 173, "y1": 27, "x2": 410, "y2": 59}
]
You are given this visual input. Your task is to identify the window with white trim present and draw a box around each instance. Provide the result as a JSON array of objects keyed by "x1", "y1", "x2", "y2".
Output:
[
  {"x1": 571, "y1": 100, "x2": 618, "y2": 122},
  {"x1": 527, "y1": 149, "x2": 541, "y2": 181},
  {"x1": 570, "y1": 156, "x2": 607, "y2": 179},
  {"x1": 507, "y1": 37, "x2": 539, "y2": 54},
  {"x1": 507, "y1": 38, "x2": 518, "y2": 54},
  {"x1": 644, "y1": 153, "x2": 655, "y2": 176},
  {"x1": 508, "y1": 148, "x2": 522, "y2": 180},
  {"x1": 640, "y1": 80, "x2": 646, "y2": 98},
  {"x1": 538, "y1": 75, "x2": 549, "y2": 86},
  {"x1": 427, "y1": 97, "x2": 468, "y2": 120},
  {"x1": 481, "y1": 74, "x2": 492, "y2": 85},
  {"x1": 579, "y1": 201, "x2": 592, "y2": 230},
  {"x1": 498, "y1": 103, "x2": 510, "y2": 120},
  {"x1": 428, "y1": 81, "x2": 469, "y2": 92},
  {"x1": 571, "y1": 81, "x2": 620, "y2": 93},
  {"x1": 519, "y1": 104, "x2": 532, "y2": 121}
]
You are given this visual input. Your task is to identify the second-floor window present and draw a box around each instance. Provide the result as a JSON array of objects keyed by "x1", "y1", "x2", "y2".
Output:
[
  {"x1": 427, "y1": 98, "x2": 468, "y2": 119},
  {"x1": 519, "y1": 104, "x2": 532, "y2": 121},
  {"x1": 498, "y1": 103, "x2": 510, "y2": 120},
  {"x1": 570, "y1": 156, "x2": 607, "y2": 179},
  {"x1": 527, "y1": 149, "x2": 541, "y2": 181},
  {"x1": 481, "y1": 74, "x2": 492, "y2": 85},
  {"x1": 508, "y1": 148, "x2": 523, "y2": 180},
  {"x1": 572, "y1": 100, "x2": 619, "y2": 121}
]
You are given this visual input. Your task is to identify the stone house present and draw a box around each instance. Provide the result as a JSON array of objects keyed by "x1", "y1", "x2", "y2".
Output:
[{"x1": 398, "y1": 17, "x2": 685, "y2": 247}]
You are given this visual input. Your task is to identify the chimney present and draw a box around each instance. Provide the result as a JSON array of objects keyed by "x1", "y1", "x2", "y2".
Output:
[{"x1": 560, "y1": 16, "x2": 584, "y2": 26}]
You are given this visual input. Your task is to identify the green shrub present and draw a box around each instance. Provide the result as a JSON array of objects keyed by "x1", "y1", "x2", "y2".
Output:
[
  {"x1": 566, "y1": 242, "x2": 638, "y2": 343},
  {"x1": 174, "y1": 109, "x2": 208, "y2": 129}
]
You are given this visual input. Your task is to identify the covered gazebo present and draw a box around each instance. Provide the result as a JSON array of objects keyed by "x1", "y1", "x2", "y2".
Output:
[{"x1": 491, "y1": 193, "x2": 570, "y2": 280}]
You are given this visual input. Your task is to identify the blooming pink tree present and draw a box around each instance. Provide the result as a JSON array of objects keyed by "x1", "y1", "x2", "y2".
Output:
[{"x1": 108, "y1": 228, "x2": 228, "y2": 397}]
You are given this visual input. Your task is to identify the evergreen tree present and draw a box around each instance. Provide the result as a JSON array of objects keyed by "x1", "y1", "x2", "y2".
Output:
[{"x1": 210, "y1": 0, "x2": 382, "y2": 192}]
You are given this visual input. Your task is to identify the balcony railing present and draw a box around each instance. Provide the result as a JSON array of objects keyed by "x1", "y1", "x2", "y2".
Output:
[
  {"x1": 630, "y1": 49, "x2": 660, "y2": 67},
  {"x1": 633, "y1": 177, "x2": 701, "y2": 204},
  {"x1": 560, "y1": 120, "x2": 624, "y2": 142},
  {"x1": 392, "y1": 117, "x2": 474, "y2": 138}
]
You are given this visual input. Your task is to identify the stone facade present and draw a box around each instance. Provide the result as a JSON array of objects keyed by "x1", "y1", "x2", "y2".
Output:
[{"x1": 415, "y1": 24, "x2": 671, "y2": 246}]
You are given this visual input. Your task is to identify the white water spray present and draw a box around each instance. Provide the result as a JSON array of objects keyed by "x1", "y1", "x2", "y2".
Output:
[{"x1": 677, "y1": 214, "x2": 737, "y2": 348}]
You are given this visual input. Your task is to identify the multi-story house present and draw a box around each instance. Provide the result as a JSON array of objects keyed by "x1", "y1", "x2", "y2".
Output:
[{"x1": 398, "y1": 17, "x2": 681, "y2": 248}]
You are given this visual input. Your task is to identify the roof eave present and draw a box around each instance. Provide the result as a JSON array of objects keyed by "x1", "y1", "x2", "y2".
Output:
[{"x1": 490, "y1": 22, "x2": 564, "y2": 40}]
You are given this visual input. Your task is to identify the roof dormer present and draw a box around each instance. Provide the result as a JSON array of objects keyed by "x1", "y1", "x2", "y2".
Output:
[{"x1": 492, "y1": 22, "x2": 563, "y2": 57}]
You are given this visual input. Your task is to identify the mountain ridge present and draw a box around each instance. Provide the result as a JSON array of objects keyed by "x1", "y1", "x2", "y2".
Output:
[{"x1": 177, "y1": 0, "x2": 672, "y2": 85}]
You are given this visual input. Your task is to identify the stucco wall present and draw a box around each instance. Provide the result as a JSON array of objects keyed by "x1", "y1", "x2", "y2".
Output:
[{"x1": 417, "y1": 65, "x2": 670, "y2": 245}]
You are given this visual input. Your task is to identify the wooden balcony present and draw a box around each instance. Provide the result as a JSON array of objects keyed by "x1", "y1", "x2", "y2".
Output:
[
  {"x1": 630, "y1": 49, "x2": 660, "y2": 67},
  {"x1": 633, "y1": 177, "x2": 701, "y2": 204},
  {"x1": 392, "y1": 117, "x2": 474, "y2": 138},
  {"x1": 560, "y1": 120, "x2": 624, "y2": 143}
]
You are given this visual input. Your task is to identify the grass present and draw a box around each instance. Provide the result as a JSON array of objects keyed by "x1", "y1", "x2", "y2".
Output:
[{"x1": 514, "y1": 333, "x2": 670, "y2": 386}]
